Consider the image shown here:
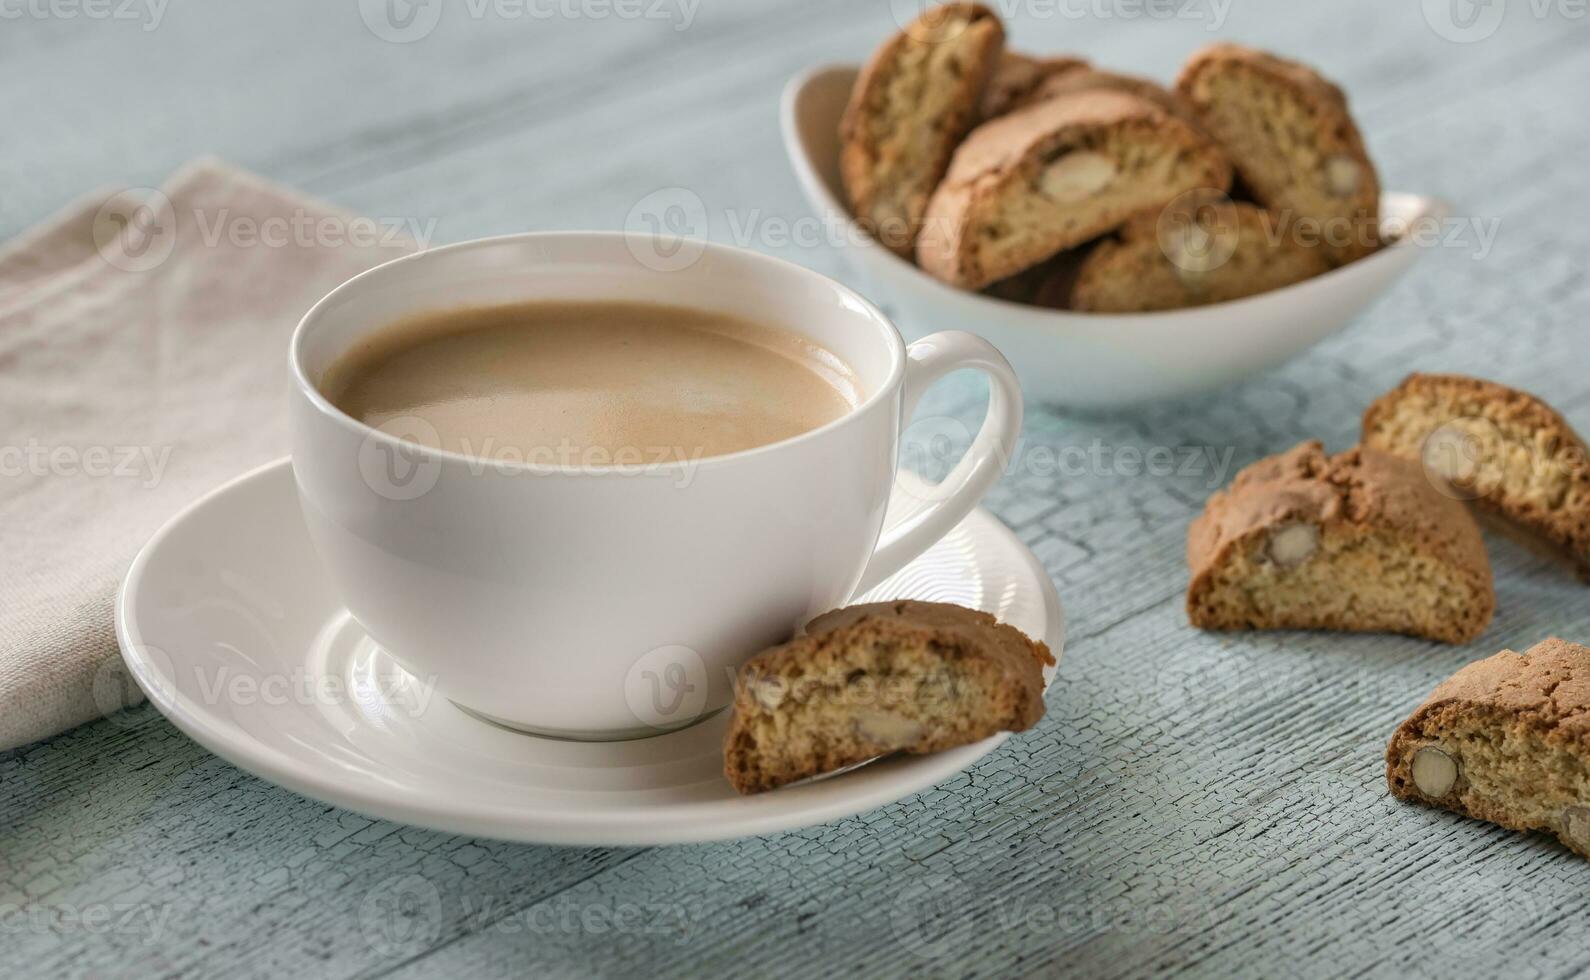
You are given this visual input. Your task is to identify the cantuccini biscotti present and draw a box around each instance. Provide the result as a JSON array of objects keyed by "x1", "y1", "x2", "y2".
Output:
[
  {"x1": 979, "y1": 51, "x2": 1088, "y2": 119},
  {"x1": 1069, "y1": 192, "x2": 1329, "y2": 312},
  {"x1": 1387, "y1": 638, "x2": 1590, "y2": 858},
  {"x1": 982, "y1": 249, "x2": 1085, "y2": 308},
  {"x1": 723, "y1": 600, "x2": 1052, "y2": 795},
  {"x1": 1030, "y1": 66, "x2": 1205, "y2": 133},
  {"x1": 916, "y1": 90, "x2": 1232, "y2": 290},
  {"x1": 1176, "y1": 43, "x2": 1380, "y2": 266},
  {"x1": 1186, "y1": 440, "x2": 1494, "y2": 644},
  {"x1": 1363, "y1": 373, "x2": 1590, "y2": 580},
  {"x1": 840, "y1": 3, "x2": 1004, "y2": 257}
]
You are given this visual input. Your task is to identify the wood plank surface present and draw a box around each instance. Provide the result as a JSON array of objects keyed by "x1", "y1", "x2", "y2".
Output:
[{"x1": 3, "y1": 1, "x2": 1589, "y2": 977}]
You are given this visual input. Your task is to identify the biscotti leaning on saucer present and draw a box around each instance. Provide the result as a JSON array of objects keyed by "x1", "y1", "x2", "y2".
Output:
[
  {"x1": 916, "y1": 90, "x2": 1232, "y2": 290},
  {"x1": 1363, "y1": 373, "x2": 1590, "y2": 580},
  {"x1": 840, "y1": 3, "x2": 1004, "y2": 257},
  {"x1": 1068, "y1": 192, "x2": 1330, "y2": 312},
  {"x1": 1186, "y1": 440, "x2": 1494, "y2": 644},
  {"x1": 723, "y1": 600, "x2": 1053, "y2": 794},
  {"x1": 1176, "y1": 43, "x2": 1380, "y2": 266},
  {"x1": 1387, "y1": 638, "x2": 1590, "y2": 858}
]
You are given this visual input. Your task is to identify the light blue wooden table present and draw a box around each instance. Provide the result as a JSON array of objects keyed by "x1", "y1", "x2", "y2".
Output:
[{"x1": 4, "y1": 1, "x2": 1590, "y2": 976}]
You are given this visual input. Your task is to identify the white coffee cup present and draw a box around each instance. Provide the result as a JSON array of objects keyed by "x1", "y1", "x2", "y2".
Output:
[{"x1": 289, "y1": 233, "x2": 1023, "y2": 740}]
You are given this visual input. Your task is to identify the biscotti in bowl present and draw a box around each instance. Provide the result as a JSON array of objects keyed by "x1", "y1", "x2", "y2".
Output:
[{"x1": 782, "y1": 19, "x2": 1445, "y2": 407}]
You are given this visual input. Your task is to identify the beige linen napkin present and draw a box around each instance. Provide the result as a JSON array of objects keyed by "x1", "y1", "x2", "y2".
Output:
[{"x1": 0, "y1": 159, "x2": 418, "y2": 750}]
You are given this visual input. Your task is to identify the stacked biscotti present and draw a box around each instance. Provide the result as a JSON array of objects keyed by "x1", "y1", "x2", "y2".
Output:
[
  {"x1": 1184, "y1": 376, "x2": 1590, "y2": 857},
  {"x1": 840, "y1": 6, "x2": 1381, "y2": 312},
  {"x1": 1185, "y1": 373, "x2": 1590, "y2": 646}
]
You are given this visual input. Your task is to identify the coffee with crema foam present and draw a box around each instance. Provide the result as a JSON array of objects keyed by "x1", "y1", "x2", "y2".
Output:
[{"x1": 320, "y1": 300, "x2": 860, "y2": 464}]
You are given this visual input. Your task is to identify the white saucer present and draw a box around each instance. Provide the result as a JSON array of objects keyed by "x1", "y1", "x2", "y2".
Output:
[{"x1": 115, "y1": 459, "x2": 1064, "y2": 846}]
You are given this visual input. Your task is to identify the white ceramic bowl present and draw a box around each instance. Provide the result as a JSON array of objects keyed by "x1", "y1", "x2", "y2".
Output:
[{"x1": 781, "y1": 64, "x2": 1449, "y2": 409}]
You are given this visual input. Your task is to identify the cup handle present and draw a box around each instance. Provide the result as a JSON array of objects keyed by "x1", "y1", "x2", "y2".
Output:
[{"x1": 853, "y1": 330, "x2": 1024, "y2": 596}]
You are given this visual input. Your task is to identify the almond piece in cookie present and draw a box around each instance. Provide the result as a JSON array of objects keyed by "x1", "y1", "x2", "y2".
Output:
[
  {"x1": 1363, "y1": 373, "x2": 1590, "y2": 580},
  {"x1": 1176, "y1": 44, "x2": 1380, "y2": 266},
  {"x1": 917, "y1": 91, "x2": 1232, "y2": 290},
  {"x1": 1387, "y1": 638, "x2": 1590, "y2": 858},
  {"x1": 978, "y1": 51, "x2": 1089, "y2": 118},
  {"x1": 840, "y1": 3, "x2": 1005, "y2": 257},
  {"x1": 722, "y1": 600, "x2": 1052, "y2": 795},
  {"x1": 1069, "y1": 193, "x2": 1329, "y2": 312},
  {"x1": 1186, "y1": 440, "x2": 1494, "y2": 644}
]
